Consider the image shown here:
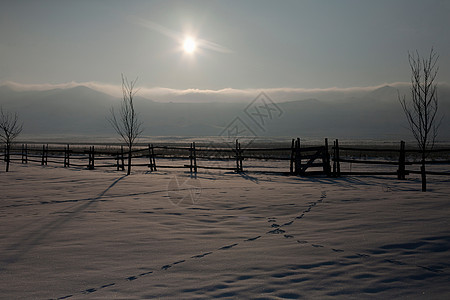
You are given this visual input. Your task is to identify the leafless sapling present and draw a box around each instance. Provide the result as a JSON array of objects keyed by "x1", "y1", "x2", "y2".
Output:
[
  {"x1": 398, "y1": 48, "x2": 441, "y2": 191},
  {"x1": 0, "y1": 107, "x2": 23, "y2": 172},
  {"x1": 109, "y1": 74, "x2": 143, "y2": 175}
]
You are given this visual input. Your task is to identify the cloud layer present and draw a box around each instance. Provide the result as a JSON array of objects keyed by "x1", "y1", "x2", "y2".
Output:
[{"x1": 2, "y1": 80, "x2": 449, "y2": 104}]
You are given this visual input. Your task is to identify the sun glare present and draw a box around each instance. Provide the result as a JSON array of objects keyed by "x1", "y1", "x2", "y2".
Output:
[{"x1": 183, "y1": 37, "x2": 197, "y2": 54}]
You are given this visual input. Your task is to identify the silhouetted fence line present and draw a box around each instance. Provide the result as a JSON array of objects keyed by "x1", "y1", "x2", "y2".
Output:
[
  {"x1": 2, "y1": 139, "x2": 450, "y2": 178},
  {"x1": 332, "y1": 139, "x2": 450, "y2": 178}
]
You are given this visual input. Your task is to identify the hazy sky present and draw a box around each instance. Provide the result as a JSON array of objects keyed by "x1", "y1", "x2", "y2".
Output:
[{"x1": 1, "y1": 0, "x2": 449, "y2": 91}]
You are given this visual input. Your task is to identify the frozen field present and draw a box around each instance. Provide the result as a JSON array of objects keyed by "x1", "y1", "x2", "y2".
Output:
[{"x1": 1, "y1": 163, "x2": 450, "y2": 299}]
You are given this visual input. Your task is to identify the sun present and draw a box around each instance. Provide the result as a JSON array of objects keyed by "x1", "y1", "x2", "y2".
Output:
[{"x1": 183, "y1": 37, "x2": 197, "y2": 54}]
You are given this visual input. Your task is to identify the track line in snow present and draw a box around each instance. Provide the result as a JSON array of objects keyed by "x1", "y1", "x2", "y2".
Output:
[{"x1": 53, "y1": 191, "x2": 329, "y2": 299}]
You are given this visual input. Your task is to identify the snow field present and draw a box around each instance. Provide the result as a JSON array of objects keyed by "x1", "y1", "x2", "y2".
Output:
[{"x1": 1, "y1": 163, "x2": 449, "y2": 299}]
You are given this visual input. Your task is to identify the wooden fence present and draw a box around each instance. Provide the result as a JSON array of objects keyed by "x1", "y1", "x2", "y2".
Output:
[
  {"x1": 3, "y1": 139, "x2": 330, "y2": 175},
  {"x1": 332, "y1": 140, "x2": 450, "y2": 178},
  {"x1": 3, "y1": 139, "x2": 450, "y2": 178}
]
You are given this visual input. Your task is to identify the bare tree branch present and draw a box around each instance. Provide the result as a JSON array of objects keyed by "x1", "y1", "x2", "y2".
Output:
[
  {"x1": 398, "y1": 48, "x2": 442, "y2": 191},
  {"x1": 108, "y1": 74, "x2": 144, "y2": 175},
  {"x1": 0, "y1": 106, "x2": 23, "y2": 172}
]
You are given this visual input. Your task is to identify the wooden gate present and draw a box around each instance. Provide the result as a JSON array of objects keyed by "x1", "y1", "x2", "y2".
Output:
[{"x1": 290, "y1": 138, "x2": 331, "y2": 176}]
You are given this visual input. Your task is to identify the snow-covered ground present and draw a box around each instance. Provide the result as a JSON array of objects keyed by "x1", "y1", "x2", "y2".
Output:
[{"x1": 1, "y1": 162, "x2": 450, "y2": 299}]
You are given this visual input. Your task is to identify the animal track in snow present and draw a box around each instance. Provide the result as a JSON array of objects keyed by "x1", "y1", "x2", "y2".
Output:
[
  {"x1": 245, "y1": 236, "x2": 261, "y2": 242},
  {"x1": 191, "y1": 251, "x2": 213, "y2": 258},
  {"x1": 55, "y1": 191, "x2": 333, "y2": 299},
  {"x1": 219, "y1": 243, "x2": 238, "y2": 250}
]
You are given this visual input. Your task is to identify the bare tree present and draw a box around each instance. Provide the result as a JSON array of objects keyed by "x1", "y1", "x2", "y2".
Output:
[
  {"x1": 109, "y1": 74, "x2": 143, "y2": 175},
  {"x1": 398, "y1": 48, "x2": 441, "y2": 191},
  {"x1": 0, "y1": 107, "x2": 23, "y2": 172}
]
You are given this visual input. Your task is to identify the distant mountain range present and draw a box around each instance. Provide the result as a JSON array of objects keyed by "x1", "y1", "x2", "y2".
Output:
[{"x1": 1, "y1": 84, "x2": 449, "y2": 141}]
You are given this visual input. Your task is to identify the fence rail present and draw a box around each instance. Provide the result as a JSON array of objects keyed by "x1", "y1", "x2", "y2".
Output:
[{"x1": 2, "y1": 139, "x2": 450, "y2": 178}]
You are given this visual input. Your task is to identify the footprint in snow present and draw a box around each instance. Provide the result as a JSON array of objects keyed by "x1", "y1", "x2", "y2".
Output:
[
  {"x1": 82, "y1": 288, "x2": 97, "y2": 294},
  {"x1": 173, "y1": 260, "x2": 185, "y2": 265},
  {"x1": 267, "y1": 228, "x2": 286, "y2": 234},
  {"x1": 332, "y1": 248, "x2": 344, "y2": 252},
  {"x1": 419, "y1": 265, "x2": 444, "y2": 273},
  {"x1": 219, "y1": 243, "x2": 238, "y2": 250},
  {"x1": 245, "y1": 236, "x2": 261, "y2": 241},
  {"x1": 356, "y1": 253, "x2": 370, "y2": 258},
  {"x1": 384, "y1": 259, "x2": 406, "y2": 265},
  {"x1": 191, "y1": 252, "x2": 213, "y2": 258}
]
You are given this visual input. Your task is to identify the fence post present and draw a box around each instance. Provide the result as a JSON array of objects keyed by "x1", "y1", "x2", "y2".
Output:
[
  {"x1": 289, "y1": 139, "x2": 295, "y2": 175},
  {"x1": 92, "y1": 146, "x2": 95, "y2": 169},
  {"x1": 322, "y1": 138, "x2": 331, "y2": 177},
  {"x1": 151, "y1": 144, "x2": 157, "y2": 171},
  {"x1": 5, "y1": 144, "x2": 10, "y2": 171},
  {"x1": 239, "y1": 142, "x2": 243, "y2": 172},
  {"x1": 189, "y1": 143, "x2": 193, "y2": 173},
  {"x1": 88, "y1": 146, "x2": 95, "y2": 170},
  {"x1": 397, "y1": 140, "x2": 406, "y2": 180},
  {"x1": 87, "y1": 147, "x2": 90, "y2": 169},
  {"x1": 64, "y1": 144, "x2": 67, "y2": 167},
  {"x1": 148, "y1": 144, "x2": 155, "y2": 171},
  {"x1": 41, "y1": 144, "x2": 48, "y2": 166},
  {"x1": 193, "y1": 142, "x2": 197, "y2": 173},
  {"x1": 116, "y1": 151, "x2": 120, "y2": 171},
  {"x1": 333, "y1": 139, "x2": 340, "y2": 177},
  {"x1": 41, "y1": 145, "x2": 45, "y2": 165},
  {"x1": 64, "y1": 144, "x2": 70, "y2": 168},
  {"x1": 235, "y1": 139, "x2": 243, "y2": 172},
  {"x1": 21, "y1": 144, "x2": 28, "y2": 164},
  {"x1": 235, "y1": 139, "x2": 239, "y2": 172},
  {"x1": 294, "y1": 138, "x2": 301, "y2": 175},
  {"x1": 333, "y1": 140, "x2": 336, "y2": 176},
  {"x1": 87, "y1": 147, "x2": 91, "y2": 169},
  {"x1": 148, "y1": 144, "x2": 152, "y2": 171},
  {"x1": 120, "y1": 145, "x2": 125, "y2": 171}
]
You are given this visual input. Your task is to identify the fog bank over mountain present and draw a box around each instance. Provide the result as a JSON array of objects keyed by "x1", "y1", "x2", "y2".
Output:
[
  {"x1": 1, "y1": 83, "x2": 449, "y2": 141},
  {"x1": 1, "y1": 80, "x2": 428, "y2": 103}
]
